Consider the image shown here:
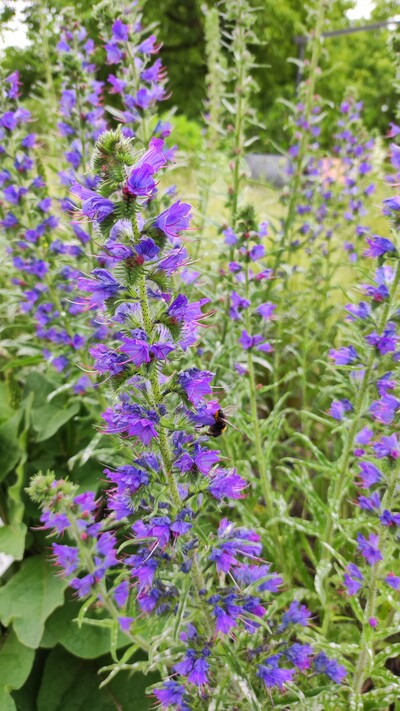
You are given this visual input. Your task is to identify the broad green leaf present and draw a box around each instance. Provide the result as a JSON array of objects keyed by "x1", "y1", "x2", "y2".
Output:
[
  {"x1": 32, "y1": 402, "x2": 80, "y2": 442},
  {"x1": 37, "y1": 647, "x2": 158, "y2": 711},
  {"x1": 0, "y1": 629, "x2": 35, "y2": 708},
  {"x1": 0, "y1": 556, "x2": 66, "y2": 648},
  {"x1": 41, "y1": 598, "x2": 130, "y2": 658},
  {"x1": 0, "y1": 523, "x2": 27, "y2": 559},
  {"x1": 0, "y1": 412, "x2": 23, "y2": 480},
  {"x1": 0, "y1": 689, "x2": 16, "y2": 711},
  {"x1": 22, "y1": 372, "x2": 56, "y2": 408}
]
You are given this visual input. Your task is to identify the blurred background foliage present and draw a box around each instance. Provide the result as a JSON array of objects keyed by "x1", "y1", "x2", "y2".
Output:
[{"x1": 0, "y1": 0, "x2": 398, "y2": 149}]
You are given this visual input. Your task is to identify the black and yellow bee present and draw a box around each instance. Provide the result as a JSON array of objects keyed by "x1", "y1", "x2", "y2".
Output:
[{"x1": 206, "y1": 408, "x2": 228, "y2": 438}]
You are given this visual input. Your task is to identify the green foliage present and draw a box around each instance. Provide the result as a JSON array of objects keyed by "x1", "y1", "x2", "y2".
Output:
[
  {"x1": 35, "y1": 646, "x2": 157, "y2": 711},
  {"x1": 0, "y1": 630, "x2": 35, "y2": 711},
  {"x1": 166, "y1": 114, "x2": 203, "y2": 155},
  {"x1": 0, "y1": 556, "x2": 67, "y2": 649}
]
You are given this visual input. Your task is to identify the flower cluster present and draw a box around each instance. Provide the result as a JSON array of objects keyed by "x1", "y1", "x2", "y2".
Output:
[{"x1": 29, "y1": 126, "x2": 347, "y2": 706}]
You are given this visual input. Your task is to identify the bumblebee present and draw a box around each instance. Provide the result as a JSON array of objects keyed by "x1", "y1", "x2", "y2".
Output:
[{"x1": 207, "y1": 409, "x2": 228, "y2": 438}]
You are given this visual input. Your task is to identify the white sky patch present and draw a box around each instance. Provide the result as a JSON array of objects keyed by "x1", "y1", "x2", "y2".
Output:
[
  {"x1": 0, "y1": 0, "x2": 29, "y2": 51},
  {"x1": 347, "y1": 0, "x2": 375, "y2": 20}
]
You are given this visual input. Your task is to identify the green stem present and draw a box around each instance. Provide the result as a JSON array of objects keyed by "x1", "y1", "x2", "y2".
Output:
[{"x1": 191, "y1": 554, "x2": 213, "y2": 637}]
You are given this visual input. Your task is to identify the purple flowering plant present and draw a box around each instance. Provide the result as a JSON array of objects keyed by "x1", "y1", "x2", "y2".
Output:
[{"x1": 27, "y1": 126, "x2": 347, "y2": 706}]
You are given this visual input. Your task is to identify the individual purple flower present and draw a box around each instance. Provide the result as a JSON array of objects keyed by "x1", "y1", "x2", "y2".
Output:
[
  {"x1": 178, "y1": 368, "x2": 213, "y2": 406},
  {"x1": 112, "y1": 19, "x2": 129, "y2": 41},
  {"x1": 249, "y1": 244, "x2": 265, "y2": 261},
  {"x1": 239, "y1": 329, "x2": 272, "y2": 352},
  {"x1": 373, "y1": 434, "x2": 400, "y2": 459},
  {"x1": 380, "y1": 510, "x2": 400, "y2": 527},
  {"x1": 71, "y1": 184, "x2": 115, "y2": 222},
  {"x1": 120, "y1": 336, "x2": 151, "y2": 367},
  {"x1": 105, "y1": 41, "x2": 122, "y2": 64},
  {"x1": 257, "y1": 655, "x2": 294, "y2": 690},
  {"x1": 153, "y1": 201, "x2": 191, "y2": 239},
  {"x1": 358, "y1": 491, "x2": 380, "y2": 511},
  {"x1": 314, "y1": 653, "x2": 346, "y2": 683},
  {"x1": 346, "y1": 301, "x2": 371, "y2": 320},
  {"x1": 383, "y1": 196, "x2": 400, "y2": 212},
  {"x1": 329, "y1": 345, "x2": 358, "y2": 365},
  {"x1": 77, "y1": 269, "x2": 123, "y2": 305},
  {"x1": 52, "y1": 543, "x2": 79, "y2": 576},
  {"x1": 208, "y1": 593, "x2": 241, "y2": 633},
  {"x1": 135, "y1": 238, "x2": 159, "y2": 261},
  {"x1": 174, "y1": 648, "x2": 210, "y2": 687},
  {"x1": 235, "y1": 564, "x2": 282, "y2": 592},
  {"x1": 365, "y1": 236, "x2": 397, "y2": 258},
  {"x1": 223, "y1": 227, "x2": 237, "y2": 245},
  {"x1": 230, "y1": 291, "x2": 250, "y2": 320},
  {"x1": 355, "y1": 427, "x2": 374, "y2": 446},
  {"x1": 208, "y1": 468, "x2": 247, "y2": 501},
  {"x1": 118, "y1": 616, "x2": 134, "y2": 632},
  {"x1": 365, "y1": 322, "x2": 397, "y2": 354},
  {"x1": 125, "y1": 164, "x2": 156, "y2": 197},
  {"x1": 343, "y1": 563, "x2": 364, "y2": 595},
  {"x1": 154, "y1": 681, "x2": 188, "y2": 709},
  {"x1": 284, "y1": 644, "x2": 313, "y2": 670},
  {"x1": 386, "y1": 572, "x2": 400, "y2": 590},
  {"x1": 280, "y1": 600, "x2": 311, "y2": 630},
  {"x1": 137, "y1": 35, "x2": 158, "y2": 54},
  {"x1": 70, "y1": 573, "x2": 95, "y2": 598},
  {"x1": 357, "y1": 533, "x2": 382, "y2": 565},
  {"x1": 256, "y1": 302, "x2": 276, "y2": 320},
  {"x1": 369, "y1": 395, "x2": 400, "y2": 425},
  {"x1": 108, "y1": 74, "x2": 127, "y2": 94},
  {"x1": 113, "y1": 580, "x2": 129, "y2": 607},
  {"x1": 210, "y1": 519, "x2": 262, "y2": 573},
  {"x1": 329, "y1": 399, "x2": 353, "y2": 421}
]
